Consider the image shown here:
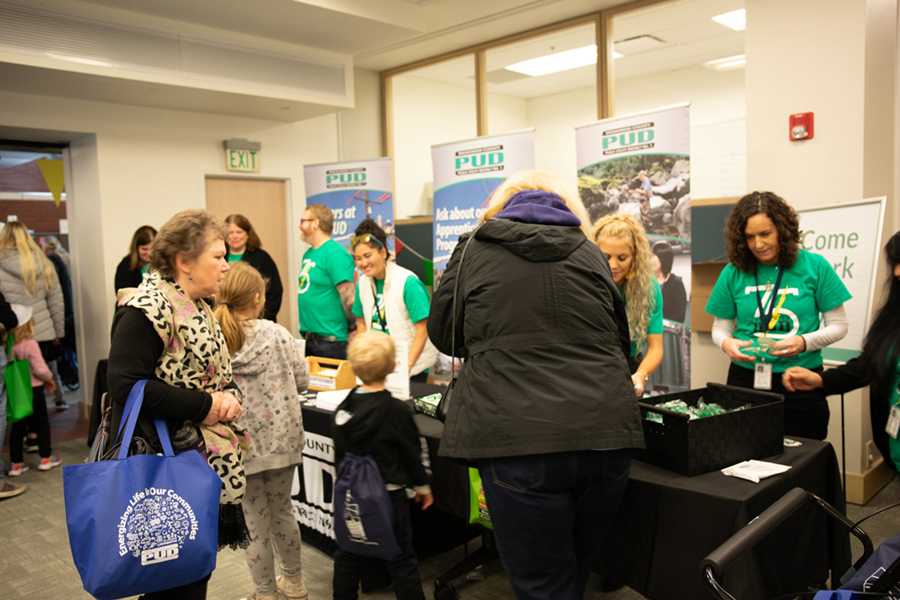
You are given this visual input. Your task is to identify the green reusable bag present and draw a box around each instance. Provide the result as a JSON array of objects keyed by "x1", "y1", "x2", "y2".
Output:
[
  {"x1": 468, "y1": 467, "x2": 492, "y2": 529},
  {"x1": 4, "y1": 333, "x2": 33, "y2": 423}
]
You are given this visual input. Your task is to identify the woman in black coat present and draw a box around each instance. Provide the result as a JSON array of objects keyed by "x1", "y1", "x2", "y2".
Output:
[
  {"x1": 114, "y1": 225, "x2": 156, "y2": 294},
  {"x1": 651, "y1": 239, "x2": 687, "y2": 323},
  {"x1": 428, "y1": 170, "x2": 644, "y2": 600},
  {"x1": 783, "y1": 230, "x2": 900, "y2": 469},
  {"x1": 225, "y1": 214, "x2": 283, "y2": 321}
]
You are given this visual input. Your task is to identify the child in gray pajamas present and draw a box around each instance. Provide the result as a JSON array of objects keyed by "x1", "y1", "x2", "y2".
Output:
[{"x1": 214, "y1": 262, "x2": 310, "y2": 600}]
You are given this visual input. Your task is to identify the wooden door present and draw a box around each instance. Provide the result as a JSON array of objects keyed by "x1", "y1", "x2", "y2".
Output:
[{"x1": 205, "y1": 177, "x2": 292, "y2": 332}]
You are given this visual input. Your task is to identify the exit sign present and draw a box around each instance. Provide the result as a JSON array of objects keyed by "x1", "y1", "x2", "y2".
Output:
[{"x1": 226, "y1": 148, "x2": 260, "y2": 172}]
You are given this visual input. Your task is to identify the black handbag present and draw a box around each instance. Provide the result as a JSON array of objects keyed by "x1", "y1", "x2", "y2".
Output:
[{"x1": 437, "y1": 231, "x2": 478, "y2": 423}]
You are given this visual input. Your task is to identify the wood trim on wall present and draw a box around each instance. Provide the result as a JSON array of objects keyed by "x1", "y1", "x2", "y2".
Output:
[{"x1": 475, "y1": 50, "x2": 488, "y2": 136}]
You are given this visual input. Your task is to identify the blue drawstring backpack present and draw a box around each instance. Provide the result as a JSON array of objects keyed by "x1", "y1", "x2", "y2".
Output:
[
  {"x1": 63, "y1": 380, "x2": 222, "y2": 600},
  {"x1": 333, "y1": 452, "x2": 402, "y2": 560}
]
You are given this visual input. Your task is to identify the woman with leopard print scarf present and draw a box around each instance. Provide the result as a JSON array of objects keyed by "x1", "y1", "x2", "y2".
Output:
[{"x1": 108, "y1": 209, "x2": 247, "y2": 600}]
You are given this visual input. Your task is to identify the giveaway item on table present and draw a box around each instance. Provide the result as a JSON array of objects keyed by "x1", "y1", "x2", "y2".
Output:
[
  {"x1": 721, "y1": 459, "x2": 791, "y2": 483},
  {"x1": 315, "y1": 389, "x2": 353, "y2": 412},
  {"x1": 63, "y1": 380, "x2": 221, "y2": 600}
]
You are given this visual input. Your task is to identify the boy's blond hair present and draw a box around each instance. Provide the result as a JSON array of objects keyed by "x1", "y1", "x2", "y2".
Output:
[{"x1": 348, "y1": 331, "x2": 395, "y2": 384}]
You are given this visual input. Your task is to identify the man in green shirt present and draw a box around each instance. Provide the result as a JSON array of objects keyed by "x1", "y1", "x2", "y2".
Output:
[{"x1": 298, "y1": 204, "x2": 356, "y2": 359}]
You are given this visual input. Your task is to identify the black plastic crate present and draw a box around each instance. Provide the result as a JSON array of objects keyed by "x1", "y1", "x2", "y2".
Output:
[{"x1": 636, "y1": 383, "x2": 784, "y2": 476}]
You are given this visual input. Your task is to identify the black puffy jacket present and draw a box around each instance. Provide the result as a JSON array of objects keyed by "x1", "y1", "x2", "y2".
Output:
[{"x1": 428, "y1": 218, "x2": 646, "y2": 459}]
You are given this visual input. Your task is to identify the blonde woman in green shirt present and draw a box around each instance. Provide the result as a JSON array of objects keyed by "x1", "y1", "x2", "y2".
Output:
[{"x1": 592, "y1": 213, "x2": 663, "y2": 396}]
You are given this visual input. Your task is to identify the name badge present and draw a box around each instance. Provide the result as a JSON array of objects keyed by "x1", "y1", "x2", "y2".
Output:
[
  {"x1": 887, "y1": 406, "x2": 900, "y2": 439},
  {"x1": 754, "y1": 362, "x2": 772, "y2": 390}
]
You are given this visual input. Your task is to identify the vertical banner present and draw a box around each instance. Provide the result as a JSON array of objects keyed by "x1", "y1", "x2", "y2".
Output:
[
  {"x1": 431, "y1": 130, "x2": 536, "y2": 271},
  {"x1": 430, "y1": 130, "x2": 535, "y2": 378},
  {"x1": 303, "y1": 157, "x2": 395, "y2": 251},
  {"x1": 577, "y1": 104, "x2": 691, "y2": 394}
]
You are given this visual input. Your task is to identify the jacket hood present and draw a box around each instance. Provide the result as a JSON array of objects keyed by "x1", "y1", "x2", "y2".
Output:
[
  {"x1": 495, "y1": 190, "x2": 582, "y2": 227},
  {"x1": 0, "y1": 249, "x2": 41, "y2": 279},
  {"x1": 230, "y1": 320, "x2": 270, "y2": 376},
  {"x1": 336, "y1": 390, "x2": 392, "y2": 444},
  {"x1": 473, "y1": 218, "x2": 587, "y2": 263}
]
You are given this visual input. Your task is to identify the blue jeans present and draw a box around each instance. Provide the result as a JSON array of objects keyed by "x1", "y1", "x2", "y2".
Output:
[{"x1": 477, "y1": 449, "x2": 633, "y2": 600}]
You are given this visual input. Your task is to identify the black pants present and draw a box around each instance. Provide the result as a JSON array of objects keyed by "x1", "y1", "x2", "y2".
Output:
[
  {"x1": 138, "y1": 573, "x2": 210, "y2": 600},
  {"x1": 333, "y1": 489, "x2": 425, "y2": 600},
  {"x1": 305, "y1": 337, "x2": 348, "y2": 361},
  {"x1": 9, "y1": 386, "x2": 50, "y2": 462},
  {"x1": 727, "y1": 362, "x2": 829, "y2": 440}
]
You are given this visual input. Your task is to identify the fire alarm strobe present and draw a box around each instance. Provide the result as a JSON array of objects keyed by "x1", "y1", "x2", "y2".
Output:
[{"x1": 789, "y1": 112, "x2": 814, "y2": 141}]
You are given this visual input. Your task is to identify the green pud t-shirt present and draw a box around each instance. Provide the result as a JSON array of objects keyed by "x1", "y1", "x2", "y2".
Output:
[
  {"x1": 297, "y1": 238, "x2": 355, "y2": 341},
  {"x1": 352, "y1": 275, "x2": 431, "y2": 335},
  {"x1": 705, "y1": 249, "x2": 852, "y2": 371}
]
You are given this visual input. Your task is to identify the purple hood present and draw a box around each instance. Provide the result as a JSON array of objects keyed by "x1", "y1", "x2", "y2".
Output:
[{"x1": 494, "y1": 190, "x2": 581, "y2": 227}]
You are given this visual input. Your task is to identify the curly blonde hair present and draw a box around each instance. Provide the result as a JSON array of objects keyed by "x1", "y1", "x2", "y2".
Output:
[
  {"x1": 481, "y1": 170, "x2": 592, "y2": 237},
  {"x1": 591, "y1": 213, "x2": 656, "y2": 350}
]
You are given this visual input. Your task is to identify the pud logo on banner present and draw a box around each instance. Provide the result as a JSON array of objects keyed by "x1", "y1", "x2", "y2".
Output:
[
  {"x1": 327, "y1": 168, "x2": 367, "y2": 189},
  {"x1": 455, "y1": 145, "x2": 505, "y2": 176},
  {"x1": 602, "y1": 122, "x2": 655, "y2": 156},
  {"x1": 117, "y1": 487, "x2": 200, "y2": 566}
]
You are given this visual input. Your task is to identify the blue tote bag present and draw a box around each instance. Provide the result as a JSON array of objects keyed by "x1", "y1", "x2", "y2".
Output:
[
  {"x1": 333, "y1": 452, "x2": 402, "y2": 560},
  {"x1": 63, "y1": 380, "x2": 222, "y2": 599}
]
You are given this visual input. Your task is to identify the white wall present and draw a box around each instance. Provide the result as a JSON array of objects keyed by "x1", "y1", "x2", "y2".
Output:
[
  {"x1": 0, "y1": 90, "x2": 348, "y2": 404},
  {"x1": 741, "y1": 0, "x2": 869, "y2": 473},
  {"x1": 392, "y1": 75, "x2": 477, "y2": 219}
]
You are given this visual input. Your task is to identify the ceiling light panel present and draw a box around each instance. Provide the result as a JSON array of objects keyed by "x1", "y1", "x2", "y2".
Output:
[
  {"x1": 712, "y1": 9, "x2": 746, "y2": 31},
  {"x1": 703, "y1": 54, "x2": 746, "y2": 71},
  {"x1": 505, "y1": 45, "x2": 597, "y2": 77}
]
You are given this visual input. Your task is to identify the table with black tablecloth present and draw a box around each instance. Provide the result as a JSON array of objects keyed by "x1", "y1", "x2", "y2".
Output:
[
  {"x1": 594, "y1": 439, "x2": 847, "y2": 600},
  {"x1": 292, "y1": 385, "x2": 846, "y2": 599}
]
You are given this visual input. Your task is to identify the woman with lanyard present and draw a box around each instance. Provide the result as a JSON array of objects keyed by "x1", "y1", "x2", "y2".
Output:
[
  {"x1": 225, "y1": 214, "x2": 283, "y2": 322},
  {"x1": 705, "y1": 191, "x2": 851, "y2": 440},
  {"x1": 592, "y1": 213, "x2": 663, "y2": 396},
  {"x1": 783, "y1": 231, "x2": 900, "y2": 468},
  {"x1": 351, "y1": 219, "x2": 436, "y2": 382}
]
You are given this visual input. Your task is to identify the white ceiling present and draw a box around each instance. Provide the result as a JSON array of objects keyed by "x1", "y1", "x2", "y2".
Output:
[
  {"x1": 406, "y1": 0, "x2": 745, "y2": 99},
  {"x1": 0, "y1": 0, "x2": 744, "y2": 118}
]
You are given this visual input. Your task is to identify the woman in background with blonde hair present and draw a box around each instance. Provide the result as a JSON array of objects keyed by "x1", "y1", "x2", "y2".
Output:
[
  {"x1": 0, "y1": 221, "x2": 65, "y2": 412},
  {"x1": 592, "y1": 213, "x2": 664, "y2": 396},
  {"x1": 428, "y1": 169, "x2": 643, "y2": 600},
  {"x1": 215, "y1": 262, "x2": 309, "y2": 600}
]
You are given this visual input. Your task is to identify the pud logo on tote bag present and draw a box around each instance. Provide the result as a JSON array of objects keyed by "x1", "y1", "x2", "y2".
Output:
[{"x1": 118, "y1": 486, "x2": 200, "y2": 565}]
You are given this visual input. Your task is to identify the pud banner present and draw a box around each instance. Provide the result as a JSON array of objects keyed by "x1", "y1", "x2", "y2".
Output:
[
  {"x1": 303, "y1": 158, "x2": 395, "y2": 251},
  {"x1": 431, "y1": 130, "x2": 535, "y2": 272}
]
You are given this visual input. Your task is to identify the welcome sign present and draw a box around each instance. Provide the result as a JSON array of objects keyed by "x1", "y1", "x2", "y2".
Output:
[
  {"x1": 431, "y1": 130, "x2": 535, "y2": 268},
  {"x1": 303, "y1": 158, "x2": 395, "y2": 249}
]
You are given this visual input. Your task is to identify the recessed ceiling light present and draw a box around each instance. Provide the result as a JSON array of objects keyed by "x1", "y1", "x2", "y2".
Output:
[
  {"x1": 504, "y1": 46, "x2": 622, "y2": 77},
  {"x1": 506, "y1": 45, "x2": 598, "y2": 77},
  {"x1": 703, "y1": 54, "x2": 746, "y2": 71},
  {"x1": 712, "y1": 9, "x2": 746, "y2": 31}
]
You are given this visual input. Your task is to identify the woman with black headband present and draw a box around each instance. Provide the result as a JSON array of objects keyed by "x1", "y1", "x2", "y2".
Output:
[{"x1": 350, "y1": 219, "x2": 435, "y2": 382}]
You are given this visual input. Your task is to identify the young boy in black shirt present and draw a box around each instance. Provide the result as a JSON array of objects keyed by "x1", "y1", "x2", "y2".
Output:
[{"x1": 332, "y1": 331, "x2": 433, "y2": 600}]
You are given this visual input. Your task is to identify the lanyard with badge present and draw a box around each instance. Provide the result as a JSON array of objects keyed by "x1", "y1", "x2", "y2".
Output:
[
  {"x1": 888, "y1": 382, "x2": 900, "y2": 440},
  {"x1": 370, "y1": 280, "x2": 389, "y2": 332},
  {"x1": 752, "y1": 267, "x2": 787, "y2": 390}
]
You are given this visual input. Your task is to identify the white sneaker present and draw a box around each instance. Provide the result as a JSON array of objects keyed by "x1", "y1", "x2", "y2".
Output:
[{"x1": 277, "y1": 574, "x2": 308, "y2": 599}]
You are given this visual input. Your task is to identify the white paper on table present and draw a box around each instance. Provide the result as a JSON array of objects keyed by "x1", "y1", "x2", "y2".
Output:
[
  {"x1": 316, "y1": 368, "x2": 339, "y2": 377},
  {"x1": 386, "y1": 339, "x2": 410, "y2": 399},
  {"x1": 315, "y1": 389, "x2": 353, "y2": 412},
  {"x1": 721, "y1": 460, "x2": 791, "y2": 483}
]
